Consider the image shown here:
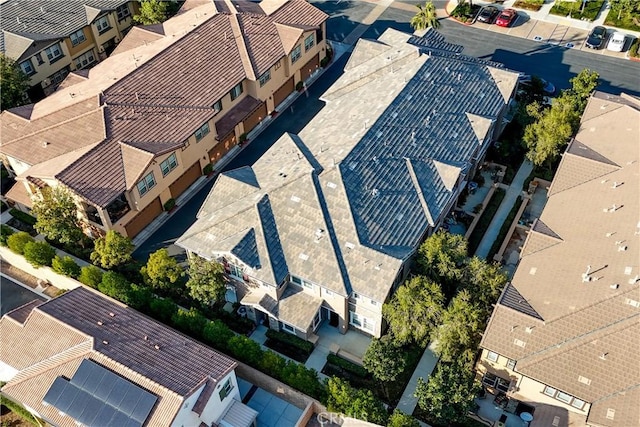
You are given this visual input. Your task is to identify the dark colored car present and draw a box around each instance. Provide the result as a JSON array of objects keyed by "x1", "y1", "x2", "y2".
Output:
[
  {"x1": 586, "y1": 26, "x2": 608, "y2": 49},
  {"x1": 477, "y1": 6, "x2": 499, "y2": 24},
  {"x1": 495, "y1": 8, "x2": 517, "y2": 27}
]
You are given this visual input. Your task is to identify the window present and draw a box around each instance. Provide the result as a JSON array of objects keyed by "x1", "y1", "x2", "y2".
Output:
[
  {"x1": 96, "y1": 16, "x2": 110, "y2": 34},
  {"x1": 304, "y1": 34, "x2": 315, "y2": 51},
  {"x1": 195, "y1": 123, "x2": 210, "y2": 141},
  {"x1": 482, "y1": 372, "x2": 498, "y2": 387},
  {"x1": 290, "y1": 45, "x2": 302, "y2": 63},
  {"x1": 349, "y1": 312, "x2": 373, "y2": 332},
  {"x1": 160, "y1": 153, "x2": 178, "y2": 176},
  {"x1": 282, "y1": 322, "x2": 295, "y2": 334},
  {"x1": 506, "y1": 358, "x2": 516, "y2": 370},
  {"x1": 228, "y1": 263, "x2": 243, "y2": 278},
  {"x1": 19, "y1": 59, "x2": 35, "y2": 75},
  {"x1": 35, "y1": 52, "x2": 44, "y2": 65},
  {"x1": 136, "y1": 172, "x2": 156, "y2": 196},
  {"x1": 259, "y1": 70, "x2": 271, "y2": 87},
  {"x1": 486, "y1": 351, "x2": 499, "y2": 362},
  {"x1": 116, "y1": 4, "x2": 131, "y2": 20},
  {"x1": 571, "y1": 398, "x2": 586, "y2": 410},
  {"x1": 213, "y1": 100, "x2": 222, "y2": 112},
  {"x1": 274, "y1": 60, "x2": 281, "y2": 70},
  {"x1": 230, "y1": 82, "x2": 243, "y2": 100},
  {"x1": 218, "y1": 378, "x2": 233, "y2": 400},
  {"x1": 49, "y1": 67, "x2": 69, "y2": 84},
  {"x1": 312, "y1": 311, "x2": 321, "y2": 330},
  {"x1": 495, "y1": 377, "x2": 511, "y2": 392},
  {"x1": 70, "y1": 29, "x2": 86, "y2": 46},
  {"x1": 291, "y1": 276, "x2": 302, "y2": 285},
  {"x1": 75, "y1": 50, "x2": 96, "y2": 69},
  {"x1": 543, "y1": 386, "x2": 557, "y2": 397},
  {"x1": 45, "y1": 43, "x2": 63, "y2": 62},
  {"x1": 556, "y1": 391, "x2": 572, "y2": 404}
]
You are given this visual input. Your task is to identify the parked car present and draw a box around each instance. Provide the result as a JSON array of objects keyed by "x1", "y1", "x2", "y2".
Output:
[
  {"x1": 518, "y1": 74, "x2": 556, "y2": 95},
  {"x1": 586, "y1": 26, "x2": 608, "y2": 49},
  {"x1": 477, "y1": 6, "x2": 499, "y2": 24},
  {"x1": 607, "y1": 32, "x2": 626, "y2": 52},
  {"x1": 495, "y1": 8, "x2": 517, "y2": 27}
]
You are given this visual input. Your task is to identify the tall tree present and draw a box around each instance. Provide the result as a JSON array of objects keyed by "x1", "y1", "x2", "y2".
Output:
[
  {"x1": 461, "y1": 257, "x2": 508, "y2": 317},
  {"x1": 134, "y1": 0, "x2": 170, "y2": 25},
  {"x1": 363, "y1": 336, "x2": 407, "y2": 401},
  {"x1": 567, "y1": 69, "x2": 599, "y2": 110},
  {"x1": 387, "y1": 410, "x2": 420, "y2": 427},
  {"x1": 416, "y1": 231, "x2": 468, "y2": 296},
  {"x1": 185, "y1": 255, "x2": 226, "y2": 305},
  {"x1": 383, "y1": 276, "x2": 444, "y2": 347},
  {"x1": 410, "y1": 1, "x2": 440, "y2": 31},
  {"x1": 141, "y1": 248, "x2": 183, "y2": 290},
  {"x1": 414, "y1": 359, "x2": 481, "y2": 425},
  {"x1": 91, "y1": 230, "x2": 134, "y2": 269},
  {"x1": 31, "y1": 186, "x2": 85, "y2": 246},
  {"x1": 432, "y1": 290, "x2": 484, "y2": 362},
  {"x1": 0, "y1": 53, "x2": 30, "y2": 110},
  {"x1": 326, "y1": 377, "x2": 389, "y2": 426}
]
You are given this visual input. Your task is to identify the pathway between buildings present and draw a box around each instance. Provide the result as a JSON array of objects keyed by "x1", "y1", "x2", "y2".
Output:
[
  {"x1": 396, "y1": 341, "x2": 439, "y2": 425},
  {"x1": 474, "y1": 160, "x2": 533, "y2": 259}
]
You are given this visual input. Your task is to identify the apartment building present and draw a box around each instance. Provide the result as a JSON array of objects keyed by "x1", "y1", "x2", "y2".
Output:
[
  {"x1": 477, "y1": 92, "x2": 640, "y2": 427},
  {"x1": 0, "y1": 0, "x2": 328, "y2": 238},
  {"x1": 0, "y1": 0, "x2": 139, "y2": 101},
  {"x1": 176, "y1": 29, "x2": 519, "y2": 342},
  {"x1": 0, "y1": 287, "x2": 257, "y2": 427}
]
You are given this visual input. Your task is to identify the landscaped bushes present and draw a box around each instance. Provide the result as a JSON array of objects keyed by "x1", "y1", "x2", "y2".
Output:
[
  {"x1": 78, "y1": 265, "x2": 103, "y2": 288},
  {"x1": 549, "y1": 0, "x2": 605, "y2": 21},
  {"x1": 9, "y1": 208, "x2": 37, "y2": 226},
  {"x1": 7, "y1": 231, "x2": 35, "y2": 255},
  {"x1": 326, "y1": 354, "x2": 368, "y2": 378},
  {"x1": 52, "y1": 255, "x2": 81, "y2": 278},
  {"x1": 0, "y1": 224, "x2": 14, "y2": 246},
  {"x1": 23, "y1": 241, "x2": 56, "y2": 267},
  {"x1": 266, "y1": 329, "x2": 315, "y2": 353}
]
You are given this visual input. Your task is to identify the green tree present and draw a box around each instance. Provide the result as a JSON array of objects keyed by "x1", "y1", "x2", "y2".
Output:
[
  {"x1": 0, "y1": 53, "x2": 30, "y2": 110},
  {"x1": 23, "y1": 241, "x2": 56, "y2": 267},
  {"x1": 202, "y1": 319, "x2": 234, "y2": 352},
  {"x1": 414, "y1": 359, "x2": 481, "y2": 425},
  {"x1": 7, "y1": 231, "x2": 35, "y2": 255},
  {"x1": 410, "y1": 1, "x2": 440, "y2": 30},
  {"x1": 228, "y1": 335, "x2": 264, "y2": 366},
  {"x1": 141, "y1": 248, "x2": 183, "y2": 290},
  {"x1": 0, "y1": 224, "x2": 15, "y2": 246},
  {"x1": 432, "y1": 290, "x2": 484, "y2": 362},
  {"x1": 383, "y1": 276, "x2": 444, "y2": 346},
  {"x1": 185, "y1": 255, "x2": 226, "y2": 305},
  {"x1": 52, "y1": 255, "x2": 81, "y2": 278},
  {"x1": 567, "y1": 69, "x2": 599, "y2": 110},
  {"x1": 98, "y1": 271, "x2": 131, "y2": 301},
  {"x1": 91, "y1": 230, "x2": 134, "y2": 269},
  {"x1": 31, "y1": 186, "x2": 85, "y2": 246},
  {"x1": 150, "y1": 297, "x2": 178, "y2": 323},
  {"x1": 387, "y1": 410, "x2": 420, "y2": 427},
  {"x1": 134, "y1": 0, "x2": 169, "y2": 24},
  {"x1": 523, "y1": 97, "x2": 576, "y2": 168},
  {"x1": 326, "y1": 377, "x2": 389, "y2": 425},
  {"x1": 171, "y1": 307, "x2": 208, "y2": 338},
  {"x1": 461, "y1": 257, "x2": 507, "y2": 317},
  {"x1": 416, "y1": 231, "x2": 468, "y2": 296},
  {"x1": 78, "y1": 265, "x2": 103, "y2": 288},
  {"x1": 363, "y1": 336, "x2": 406, "y2": 401}
]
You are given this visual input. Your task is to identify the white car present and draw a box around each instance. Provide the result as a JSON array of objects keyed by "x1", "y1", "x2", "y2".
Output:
[{"x1": 607, "y1": 32, "x2": 626, "y2": 52}]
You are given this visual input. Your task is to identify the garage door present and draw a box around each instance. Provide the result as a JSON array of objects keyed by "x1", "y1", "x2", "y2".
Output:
[
  {"x1": 209, "y1": 131, "x2": 236, "y2": 163},
  {"x1": 300, "y1": 53, "x2": 320, "y2": 82},
  {"x1": 124, "y1": 196, "x2": 162, "y2": 238},
  {"x1": 243, "y1": 102, "x2": 267, "y2": 134},
  {"x1": 169, "y1": 162, "x2": 201, "y2": 199},
  {"x1": 273, "y1": 77, "x2": 294, "y2": 109}
]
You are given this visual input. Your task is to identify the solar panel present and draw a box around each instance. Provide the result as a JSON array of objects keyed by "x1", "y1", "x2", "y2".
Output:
[{"x1": 42, "y1": 359, "x2": 157, "y2": 427}]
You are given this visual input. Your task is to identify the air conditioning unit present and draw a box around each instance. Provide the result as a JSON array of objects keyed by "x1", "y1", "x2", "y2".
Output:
[{"x1": 42, "y1": 78, "x2": 52, "y2": 88}]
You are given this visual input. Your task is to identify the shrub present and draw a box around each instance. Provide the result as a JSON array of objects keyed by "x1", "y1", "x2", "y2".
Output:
[
  {"x1": 52, "y1": 255, "x2": 81, "y2": 278},
  {"x1": 9, "y1": 208, "x2": 37, "y2": 226},
  {"x1": 295, "y1": 81, "x2": 304, "y2": 91},
  {"x1": 630, "y1": 38, "x2": 640, "y2": 58},
  {"x1": 280, "y1": 360, "x2": 324, "y2": 399},
  {"x1": 202, "y1": 319, "x2": 234, "y2": 352},
  {"x1": 7, "y1": 231, "x2": 35, "y2": 255},
  {"x1": 327, "y1": 354, "x2": 369, "y2": 378},
  {"x1": 23, "y1": 241, "x2": 55, "y2": 267},
  {"x1": 203, "y1": 163, "x2": 214, "y2": 175},
  {"x1": 127, "y1": 283, "x2": 153, "y2": 312},
  {"x1": 150, "y1": 297, "x2": 179, "y2": 324},
  {"x1": 0, "y1": 224, "x2": 15, "y2": 246},
  {"x1": 163, "y1": 198, "x2": 176, "y2": 211},
  {"x1": 258, "y1": 350, "x2": 287, "y2": 374},
  {"x1": 0, "y1": 201, "x2": 8, "y2": 212},
  {"x1": 326, "y1": 377, "x2": 389, "y2": 425},
  {"x1": 171, "y1": 308, "x2": 208, "y2": 339},
  {"x1": 239, "y1": 132, "x2": 248, "y2": 143},
  {"x1": 78, "y1": 265, "x2": 103, "y2": 288},
  {"x1": 265, "y1": 329, "x2": 315, "y2": 353},
  {"x1": 228, "y1": 335, "x2": 264, "y2": 366},
  {"x1": 98, "y1": 271, "x2": 131, "y2": 300}
]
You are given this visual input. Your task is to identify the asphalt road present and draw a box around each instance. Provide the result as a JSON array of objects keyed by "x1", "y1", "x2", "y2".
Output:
[{"x1": 133, "y1": 1, "x2": 639, "y2": 261}]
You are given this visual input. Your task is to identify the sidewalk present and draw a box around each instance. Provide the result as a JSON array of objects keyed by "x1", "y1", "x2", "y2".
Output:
[
  {"x1": 474, "y1": 160, "x2": 533, "y2": 259},
  {"x1": 396, "y1": 341, "x2": 439, "y2": 423}
]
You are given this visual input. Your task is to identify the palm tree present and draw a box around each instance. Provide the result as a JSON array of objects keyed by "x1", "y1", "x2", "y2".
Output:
[{"x1": 410, "y1": 1, "x2": 440, "y2": 31}]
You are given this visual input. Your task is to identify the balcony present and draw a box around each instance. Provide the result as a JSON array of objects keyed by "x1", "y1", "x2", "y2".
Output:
[{"x1": 106, "y1": 193, "x2": 131, "y2": 223}]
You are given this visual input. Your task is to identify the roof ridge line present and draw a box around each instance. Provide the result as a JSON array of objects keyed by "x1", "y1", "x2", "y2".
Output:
[
  {"x1": 229, "y1": 13, "x2": 257, "y2": 80},
  {"x1": 589, "y1": 382, "x2": 640, "y2": 404},
  {"x1": 405, "y1": 157, "x2": 434, "y2": 226}
]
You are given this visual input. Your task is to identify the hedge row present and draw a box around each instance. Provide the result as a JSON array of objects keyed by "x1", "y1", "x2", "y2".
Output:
[
  {"x1": 265, "y1": 329, "x2": 315, "y2": 354},
  {"x1": 326, "y1": 353, "x2": 368, "y2": 378},
  {"x1": 0, "y1": 224, "x2": 14, "y2": 246},
  {"x1": 9, "y1": 208, "x2": 37, "y2": 226}
]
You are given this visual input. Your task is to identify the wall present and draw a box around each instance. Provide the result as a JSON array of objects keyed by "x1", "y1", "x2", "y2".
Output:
[
  {"x1": 201, "y1": 372, "x2": 241, "y2": 425},
  {"x1": 20, "y1": 40, "x2": 72, "y2": 90}
]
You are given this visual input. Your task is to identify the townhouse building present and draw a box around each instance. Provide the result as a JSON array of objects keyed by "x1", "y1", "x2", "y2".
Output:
[
  {"x1": 0, "y1": 286, "x2": 258, "y2": 427},
  {"x1": 477, "y1": 92, "x2": 640, "y2": 427},
  {"x1": 0, "y1": 0, "x2": 140, "y2": 101},
  {"x1": 176, "y1": 29, "x2": 519, "y2": 341},
  {"x1": 0, "y1": 0, "x2": 328, "y2": 239}
]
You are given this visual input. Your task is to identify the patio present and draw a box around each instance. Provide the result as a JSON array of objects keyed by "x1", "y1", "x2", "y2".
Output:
[
  {"x1": 237, "y1": 378, "x2": 303, "y2": 427},
  {"x1": 305, "y1": 323, "x2": 372, "y2": 374},
  {"x1": 460, "y1": 169, "x2": 496, "y2": 214}
]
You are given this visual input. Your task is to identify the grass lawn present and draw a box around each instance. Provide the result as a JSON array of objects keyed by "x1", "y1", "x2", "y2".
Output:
[
  {"x1": 467, "y1": 188, "x2": 506, "y2": 256},
  {"x1": 513, "y1": 0, "x2": 544, "y2": 11},
  {"x1": 604, "y1": 4, "x2": 640, "y2": 32},
  {"x1": 549, "y1": 0, "x2": 605, "y2": 21}
]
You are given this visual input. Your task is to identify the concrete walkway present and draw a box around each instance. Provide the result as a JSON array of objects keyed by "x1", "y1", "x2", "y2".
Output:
[
  {"x1": 474, "y1": 160, "x2": 533, "y2": 259},
  {"x1": 396, "y1": 341, "x2": 440, "y2": 420}
]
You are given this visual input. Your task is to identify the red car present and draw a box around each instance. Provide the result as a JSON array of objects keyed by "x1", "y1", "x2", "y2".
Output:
[{"x1": 495, "y1": 8, "x2": 517, "y2": 27}]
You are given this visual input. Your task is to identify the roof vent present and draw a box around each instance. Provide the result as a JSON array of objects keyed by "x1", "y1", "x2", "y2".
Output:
[
  {"x1": 154, "y1": 345, "x2": 160, "y2": 350},
  {"x1": 578, "y1": 375, "x2": 591, "y2": 385},
  {"x1": 618, "y1": 246, "x2": 627, "y2": 252},
  {"x1": 513, "y1": 339, "x2": 526, "y2": 348},
  {"x1": 144, "y1": 335, "x2": 148, "y2": 340},
  {"x1": 525, "y1": 326, "x2": 534, "y2": 334},
  {"x1": 371, "y1": 188, "x2": 379, "y2": 197},
  {"x1": 625, "y1": 298, "x2": 640, "y2": 307},
  {"x1": 42, "y1": 141, "x2": 49, "y2": 147},
  {"x1": 606, "y1": 409, "x2": 615, "y2": 420},
  {"x1": 345, "y1": 242, "x2": 355, "y2": 250},
  {"x1": 299, "y1": 253, "x2": 309, "y2": 261},
  {"x1": 97, "y1": 321, "x2": 103, "y2": 326},
  {"x1": 610, "y1": 283, "x2": 619, "y2": 289},
  {"x1": 290, "y1": 195, "x2": 301, "y2": 203},
  {"x1": 109, "y1": 312, "x2": 115, "y2": 317},
  {"x1": 529, "y1": 267, "x2": 537, "y2": 275},
  {"x1": 102, "y1": 340, "x2": 108, "y2": 345},
  {"x1": 628, "y1": 275, "x2": 639, "y2": 285},
  {"x1": 599, "y1": 353, "x2": 608, "y2": 360},
  {"x1": 612, "y1": 181, "x2": 621, "y2": 188}
]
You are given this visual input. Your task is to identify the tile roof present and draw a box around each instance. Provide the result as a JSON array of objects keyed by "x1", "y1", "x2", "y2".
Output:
[
  {"x1": 1, "y1": 0, "x2": 328, "y2": 207},
  {"x1": 178, "y1": 29, "x2": 516, "y2": 304},
  {"x1": 3, "y1": 299, "x2": 44, "y2": 324},
  {"x1": 215, "y1": 95, "x2": 264, "y2": 138},
  {"x1": 276, "y1": 286, "x2": 323, "y2": 330},
  {"x1": 481, "y1": 92, "x2": 640, "y2": 427}
]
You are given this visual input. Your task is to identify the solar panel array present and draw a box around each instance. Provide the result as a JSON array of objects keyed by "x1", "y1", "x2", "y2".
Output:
[{"x1": 43, "y1": 359, "x2": 157, "y2": 427}]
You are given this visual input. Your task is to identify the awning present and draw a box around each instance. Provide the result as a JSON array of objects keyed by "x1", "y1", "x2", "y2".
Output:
[{"x1": 217, "y1": 398, "x2": 258, "y2": 427}]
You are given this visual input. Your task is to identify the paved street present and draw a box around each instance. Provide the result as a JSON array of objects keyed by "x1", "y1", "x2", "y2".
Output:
[{"x1": 134, "y1": 0, "x2": 639, "y2": 261}]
